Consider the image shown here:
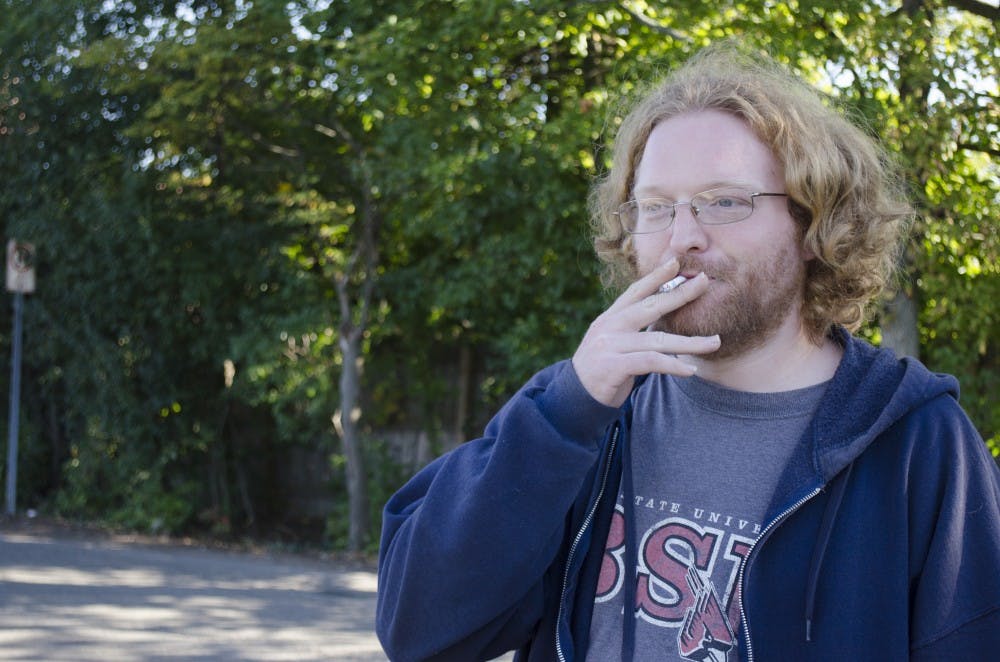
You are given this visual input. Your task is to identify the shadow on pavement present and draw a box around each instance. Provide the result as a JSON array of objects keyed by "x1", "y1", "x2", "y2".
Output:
[{"x1": 0, "y1": 522, "x2": 386, "y2": 661}]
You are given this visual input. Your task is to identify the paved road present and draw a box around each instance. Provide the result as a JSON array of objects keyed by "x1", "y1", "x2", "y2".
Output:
[{"x1": 0, "y1": 523, "x2": 386, "y2": 661}]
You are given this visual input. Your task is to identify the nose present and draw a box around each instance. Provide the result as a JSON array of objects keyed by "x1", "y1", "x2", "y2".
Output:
[{"x1": 668, "y1": 203, "x2": 708, "y2": 255}]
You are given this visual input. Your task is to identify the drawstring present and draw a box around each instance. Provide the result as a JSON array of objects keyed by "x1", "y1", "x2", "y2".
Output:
[
  {"x1": 619, "y1": 423, "x2": 637, "y2": 662},
  {"x1": 804, "y1": 462, "x2": 854, "y2": 642},
  {"x1": 621, "y1": 416, "x2": 639, "y2": 662},
  {"x1": 616, "y1": 380, "x2": 645, "y2": 662}
]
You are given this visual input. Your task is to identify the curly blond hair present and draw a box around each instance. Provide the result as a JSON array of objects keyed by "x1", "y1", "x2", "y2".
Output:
[{"x1": 590, "y1": 44, "x2": 914, "y2": 341}]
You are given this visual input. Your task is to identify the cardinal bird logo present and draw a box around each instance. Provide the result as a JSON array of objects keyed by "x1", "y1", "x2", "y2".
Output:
[{"x1": 677, "y1": 565, "x2": 736, "y2": 661}]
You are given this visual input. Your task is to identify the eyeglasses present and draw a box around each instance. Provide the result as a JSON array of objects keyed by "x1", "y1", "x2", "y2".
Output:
[{"x1": 616, "y1": 186, "x2": 788, "y2": 234}]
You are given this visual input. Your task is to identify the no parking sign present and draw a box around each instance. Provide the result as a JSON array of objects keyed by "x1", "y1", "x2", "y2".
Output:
[
  {"x1": 6, "y1": 240, "x2": 36, "y2": 294},
  {"x1": 5, "y1": 238, "x2": 34, "y2": 515}
]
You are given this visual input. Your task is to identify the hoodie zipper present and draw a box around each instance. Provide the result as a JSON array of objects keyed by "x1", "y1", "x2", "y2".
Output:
[
  {"x1": 737, "y1": 487, "x2": 821, "y2": 662},
  {"x1": 555, "y1": 424, "x2": 620, "y2": 662}
]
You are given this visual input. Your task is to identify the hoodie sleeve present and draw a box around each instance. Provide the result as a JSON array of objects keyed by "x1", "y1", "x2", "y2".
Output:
[
  {"x1": 375, "y1": 360, "x2": 621, "y2": 661},
  {"x1": 907, "y1": 394, "x2": 1000, "y2": 660}
]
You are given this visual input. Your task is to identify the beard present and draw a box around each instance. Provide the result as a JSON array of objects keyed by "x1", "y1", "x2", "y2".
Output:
[{"x1": 649, "y1": 244, "x2": 806, "y2": 360}]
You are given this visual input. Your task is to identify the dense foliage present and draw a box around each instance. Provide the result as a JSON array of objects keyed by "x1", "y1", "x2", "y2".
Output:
[{"x1": 1, "y1": 0, "x2": 996, "y2": 551}]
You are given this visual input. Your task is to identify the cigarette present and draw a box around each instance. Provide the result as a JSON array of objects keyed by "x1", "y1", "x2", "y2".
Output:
[{"x1": 658, "y1": 275, "x2": 688, "y2": 294}]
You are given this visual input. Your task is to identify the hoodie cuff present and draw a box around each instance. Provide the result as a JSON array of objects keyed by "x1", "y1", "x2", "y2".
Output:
[{"x1": 533, "y1": 361, "x2": 622, "y2": 448}]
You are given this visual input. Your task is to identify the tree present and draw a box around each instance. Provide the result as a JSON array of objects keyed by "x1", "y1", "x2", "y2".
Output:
[{"x1": 1, "y1": 0, "x2": 994, "y2": 551}]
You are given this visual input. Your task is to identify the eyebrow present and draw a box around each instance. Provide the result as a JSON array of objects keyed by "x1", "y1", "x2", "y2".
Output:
[{"x1": 632, "y1": 181, "x2": 759, "y2": 197}]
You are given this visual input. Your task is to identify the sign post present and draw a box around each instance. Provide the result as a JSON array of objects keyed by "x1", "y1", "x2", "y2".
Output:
[{"x1": 5, "y1": 240, "x2": 35, "y2": 517}]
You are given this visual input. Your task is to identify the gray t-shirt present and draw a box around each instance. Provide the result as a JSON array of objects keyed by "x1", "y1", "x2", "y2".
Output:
[{"x1": 587, "y1": 374, "x2": 828, "y2": 661}]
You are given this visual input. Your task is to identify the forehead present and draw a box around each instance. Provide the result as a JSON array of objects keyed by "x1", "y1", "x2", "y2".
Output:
[{"x1": 633, "y1": 109, "x2": 783, "y2": 193}]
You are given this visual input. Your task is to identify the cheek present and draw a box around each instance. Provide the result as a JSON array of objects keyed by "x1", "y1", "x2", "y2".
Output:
[{"x1": 632, "y1": 234, "x2": 670, "y2": 275}]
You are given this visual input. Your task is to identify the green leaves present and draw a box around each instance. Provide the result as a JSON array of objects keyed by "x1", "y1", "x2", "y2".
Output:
[{"x1": 2, "y1": 0, "x2": 996, "y2": 541}]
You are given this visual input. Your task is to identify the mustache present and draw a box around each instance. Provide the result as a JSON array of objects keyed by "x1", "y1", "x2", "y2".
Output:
[{"x1": 677, "y1": 256, "x2": 735, "y2": 281}]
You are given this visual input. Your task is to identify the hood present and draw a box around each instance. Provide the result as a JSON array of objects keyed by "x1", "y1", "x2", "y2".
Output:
[
  {"x1": 811, "y1": 328, "x2": 960, "y2": 482},
  {"x1": 800, "y1": 328, "x2": 961, "y2": 646}
]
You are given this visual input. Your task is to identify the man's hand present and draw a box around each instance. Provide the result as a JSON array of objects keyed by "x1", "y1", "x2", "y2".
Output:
[{"x1": 572, "y1": 259, "x2": 721, "y2": 407}]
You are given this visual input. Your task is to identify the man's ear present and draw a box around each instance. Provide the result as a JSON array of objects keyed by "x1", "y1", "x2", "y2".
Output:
[
  {"x1": 789, "y1": 197, "x2": 816, "y2": 261},
  {"x1": 799, "y1": 225, "x2": 817, "y2": 261}
]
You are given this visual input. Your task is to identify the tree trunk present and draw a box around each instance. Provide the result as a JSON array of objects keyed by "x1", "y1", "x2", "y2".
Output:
[
  {"x1": 321, "y1": 118, "x2": 380, "y2": 553},
  {"x1": 884, "y1": 3, "x2": 930, "y2": 362},
  {"x1": 415, "y1": 430, "x2": 432, "y2": 470},
  {"x1": 448, "y1": 344, "x2": 473, "y2": 453},
  {"x1": 880, "y1": 287, "x2": 920, "y2": 358},
  {"x1": 336, "y1": 331, "x2": 369, "y2": 552}
]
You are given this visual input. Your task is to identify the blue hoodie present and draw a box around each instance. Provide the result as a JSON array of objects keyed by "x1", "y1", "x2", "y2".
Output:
[{"x1": 377, "y1": 331, "x2": 1000, "y2": 661}]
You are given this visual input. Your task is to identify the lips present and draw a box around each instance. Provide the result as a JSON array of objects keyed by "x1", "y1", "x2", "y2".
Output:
[{"x1": 677, "y1": 257, "x2": 730, "y2": 283}]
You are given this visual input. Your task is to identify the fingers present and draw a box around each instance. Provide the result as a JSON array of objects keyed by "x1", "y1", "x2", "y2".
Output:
[
  {"x1": 572, "y1": 260, "x2": 721, "y2": 407},
  {"x1": 621, "y1": 329, "x2": 721, "y2": 357},
  {"x1": 595, "y1": 351, "x2": 703, "y2": 381},
  {"x1": 624, "y1": 272, "x2": 711, "y2": 332},
  {"x1": 607, "y1": 258, "x2": 682, "y2": 314},
  {"x1": 601, "y1": 256, "x2": 712, "y2": 333},
  {"x1": 572, "y1": 330, "x2": 721, "y2": 406},
  {"x1": 596, "y1": 271, "x2": 711, "y2": 339}
]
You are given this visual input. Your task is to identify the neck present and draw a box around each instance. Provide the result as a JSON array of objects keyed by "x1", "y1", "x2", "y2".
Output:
[{"x1": 689, "y1": 317, "x2": 843, "y2": 393}]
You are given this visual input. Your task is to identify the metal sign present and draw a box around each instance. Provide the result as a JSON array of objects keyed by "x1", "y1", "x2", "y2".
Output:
[
  {"x1": 5, "y1": 238, "x2": 34, "y2": 515},
  {"x1": 6, "y1": 240, "x2": 36, "y2": 293}
]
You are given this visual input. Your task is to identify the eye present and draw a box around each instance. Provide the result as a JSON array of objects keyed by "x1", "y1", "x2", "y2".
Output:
[
  {"x1": 639, "y1": 199, "x2": 672, "y2": 217},
  {"x1": 700, "y1": 190, "x2": 752, "y2": 210},
  {"x1": 709, "y1": 195, "x2": 747, "y2": 208}
]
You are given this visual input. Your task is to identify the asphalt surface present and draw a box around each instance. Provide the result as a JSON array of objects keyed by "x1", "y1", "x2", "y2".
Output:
[{"x1": 0, "y1": 520, "x2": 387, "y2": 661}]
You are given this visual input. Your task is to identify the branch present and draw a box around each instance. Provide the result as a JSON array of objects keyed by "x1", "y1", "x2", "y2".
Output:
[
  {"x1": 900, "y1": 0, "x2": 1000, "y2": 20},
  {"x1": 313, "y1": 122, "x2": 339, "y2": 141},
  {"x1": 355, "y1": 213, "x2": 380, "y2": 334},
  {"x1": 315, "y1": 119, "x2": 364, "y2": 156},
  {"x1": 616, "y1": 1, "x2": 690, "y2": 42},
  {"x1": 944, "y1": 0, "x2": 1000, "y2": 20},
  {"x1": 215, "y1": 111, "x2": 303, "y2": 160},
  {"x1": 321, "y1": 115, "x2": 381, "y2": 340},
  {"x1": 251, "y1": 133, "x2": 300, "y2": 158}
]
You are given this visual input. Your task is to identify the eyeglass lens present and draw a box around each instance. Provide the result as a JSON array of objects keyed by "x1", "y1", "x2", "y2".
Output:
[{"x1": 622, "y1": 188, "x2": 758, "y2": 233}]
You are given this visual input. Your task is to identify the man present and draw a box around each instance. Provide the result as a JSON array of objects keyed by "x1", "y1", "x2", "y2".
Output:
[{"x1": 376, "y1": 45, "x2": 1000, "y2": 661}]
